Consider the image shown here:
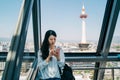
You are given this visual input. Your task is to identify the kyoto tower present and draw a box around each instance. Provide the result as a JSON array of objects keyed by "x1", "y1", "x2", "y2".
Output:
[{"x1": 79, "y1": 4, "x2": 89, "y2": 50}]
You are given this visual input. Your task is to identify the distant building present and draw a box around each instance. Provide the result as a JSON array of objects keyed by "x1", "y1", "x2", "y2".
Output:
[
  {"x1": 0, "y1": 46, "x2": 2, "y2": 51},
  {"x1": 79, "y1": 4, "x2": 89, "y2": 50}
]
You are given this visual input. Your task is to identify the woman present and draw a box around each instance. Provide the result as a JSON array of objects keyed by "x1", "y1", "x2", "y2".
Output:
[{"x1": 37, "y1": 30, "x2": 65, "y2": 80}]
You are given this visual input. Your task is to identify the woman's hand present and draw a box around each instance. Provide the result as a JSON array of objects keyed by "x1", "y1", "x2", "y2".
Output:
[
  {"x1": 50, "y1": 49, "x2": 56, "y2": 56},
  {"x1": 46, "y1": 49, "x2": 55, "y2": 62},
  {"x1": 54, "y1": 47, "x2": 60, "y2": 61},
  {"x1": 46, "y1": 47, "x2": 61, "y2": 62}
]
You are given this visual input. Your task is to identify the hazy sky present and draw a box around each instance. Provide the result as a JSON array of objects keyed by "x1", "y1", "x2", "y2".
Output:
[{"x1": 0, "y1": 0, "x2": 120, "y2": 42}]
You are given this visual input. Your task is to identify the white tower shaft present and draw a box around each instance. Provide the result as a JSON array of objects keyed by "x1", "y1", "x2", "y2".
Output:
[
  {"x1": 80, "y1": 5, "x2": 87, "y2": 43},
  {"x1": 81, "y1": 19, "x2": 86, "y2": 43}
]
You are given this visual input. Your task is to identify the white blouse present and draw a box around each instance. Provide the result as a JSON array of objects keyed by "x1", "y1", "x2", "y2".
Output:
[{"x1": 37, "y1": 46, "x2": 65, "y2": 79}]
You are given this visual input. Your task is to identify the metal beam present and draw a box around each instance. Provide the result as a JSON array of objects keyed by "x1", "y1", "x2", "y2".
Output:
[
  {"x1": 0, "y1": 52, "x2": 120, "y2": 62},
  {"x1": 65, "y1": 56, "x2": 120, "y2": 62},
  {"x1": 2, "y1": 0, "x2": 34, "y2": 80},
  {"x1": 112, "y1": 69, "x2": 114, "y2": 80},
  {"x1": 94, "y1": 0, "x2": 114, "y2": 79},
  {"x1": 97, "y1": 0, "x2": 120, "y2": 80},
  {"x1": 1, "y1": 52, "x2": 120, "y2": 57},
  {"x1": 38, "y1": 0, "x2": 42, "y2": 46},
  {"x1": 72, "y1": 67, "x2": 120, "y2": 70},
  {"x1": 32, "y1": 0, "x2": 41, "y2": 57}
]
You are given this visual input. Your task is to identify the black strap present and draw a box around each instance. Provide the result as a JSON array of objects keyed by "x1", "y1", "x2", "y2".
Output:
[{"x1": 58, "y1": 65, "x2": 62, "y2": 75}]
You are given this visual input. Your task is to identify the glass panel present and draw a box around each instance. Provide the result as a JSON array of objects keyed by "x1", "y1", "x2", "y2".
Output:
[
  {"x1": 73, "y1": 70, "x2": 94, "y2": 80},
  {"x1": 104, "y1": 69, "x2": 113, "y2": 80},
  {"x1": 114, "y1": 69, "x2": 120, "y2": 80},
  {"x1": 66, "y1": 61, "x2": 95, "y2": 80},
  {"x1": 19, "y1": 14, "x2": 34, "y2": 79},
  {"x1": 103, "y1": 62, "x2": 120, "y2": 80},
  {"x1": 0, "y1": 0, "x2": 35, "y2": 79},
  {"x1": 0, "y1": 61, "x2": 5, "y2": 77},
  {"x1": 110, "y1": 13, "x2": 120, "y2": 52},
  {"x1": 24, "y1": 15, "x2": 34, "y2": 52},
  {"x1": 19, "y1": 61, "x2": 33, "y2": 80},
  {"x1": 0, "y1": 0, "x2": 22, "y2": 52},
  {"x1": 41, "y1": 0, "x2": 107, "y2": 52}
]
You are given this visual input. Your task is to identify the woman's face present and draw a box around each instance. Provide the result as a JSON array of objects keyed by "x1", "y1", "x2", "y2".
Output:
[{"x1": 48, "y1": 35, "x2": 56, "y2": 46}]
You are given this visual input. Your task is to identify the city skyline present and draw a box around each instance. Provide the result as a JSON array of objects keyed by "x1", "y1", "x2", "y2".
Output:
[{"x1": 0, "y1": 0, "x2": 120, "y2": 42}]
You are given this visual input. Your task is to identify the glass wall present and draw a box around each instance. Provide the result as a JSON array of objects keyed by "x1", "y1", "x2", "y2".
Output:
[
  {"x1": 0, "y1": 0, "x2": 22, "y2": 52},
  {"x1": 110, "y1": 13, "x2": 120, "y2": 52},
  {"x1": 0, "y1": 0, "x2": 23, "y2": 78},
  {"x1": 0, "y1": 0, "x2": 34, "y2": 79},
  {"x1": 103, "y1": 62, "x2": 120, "y2": 80},
  {"x1": 41, "y1": 0, "x2": 107, "y2": 52}
]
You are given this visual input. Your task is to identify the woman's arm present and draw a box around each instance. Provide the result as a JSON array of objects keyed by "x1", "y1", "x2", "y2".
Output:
[
  {"x1": 37, "y1": 50, "x2": 49, "y2": 70},
  {"x1": 37, "y1": 49, "x2": 54, "y2": 70},
  {"x1": 57, "y1": 47, "x2": 65, "y2": 68}
]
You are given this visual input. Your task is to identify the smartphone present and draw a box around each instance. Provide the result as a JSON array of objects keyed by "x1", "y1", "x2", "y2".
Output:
[{"x1": 56, "y1": 47, "x2": 60, "y2": 54}]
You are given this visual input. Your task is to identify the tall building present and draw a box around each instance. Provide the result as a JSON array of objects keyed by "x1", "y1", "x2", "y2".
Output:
[{"x1": 79, "y1": 4, "x2": 89, "y2": 50}]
